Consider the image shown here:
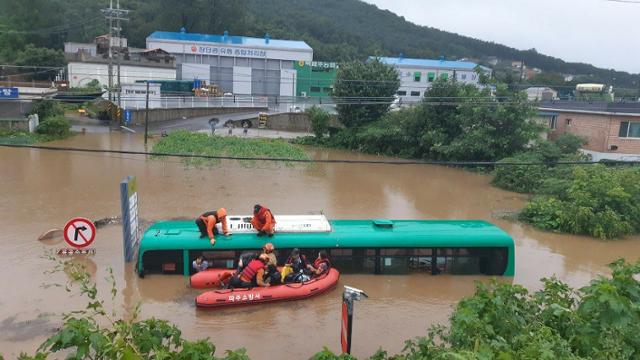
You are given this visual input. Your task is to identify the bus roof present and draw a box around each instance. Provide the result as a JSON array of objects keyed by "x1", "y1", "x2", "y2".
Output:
[{"x1": 139, "y1": 219, "x2": 514, "y2": 252}]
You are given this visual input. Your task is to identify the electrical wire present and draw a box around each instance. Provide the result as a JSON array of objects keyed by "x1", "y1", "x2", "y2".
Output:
[{"x1": 1, "y1": 143, "x2": 639, "y2": 167}]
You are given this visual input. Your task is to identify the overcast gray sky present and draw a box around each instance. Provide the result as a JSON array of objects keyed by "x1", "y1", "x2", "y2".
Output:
[{"x1": 362, "y1": 0, "x2": 640, "y2": 74}]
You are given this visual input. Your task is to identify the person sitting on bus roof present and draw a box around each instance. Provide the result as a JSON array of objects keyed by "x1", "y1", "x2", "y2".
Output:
[
  {"x1": 306, "y1": 250, "x2": 331, "y2": 277},
  {"x1": 195, "y1": 208, "x2": 230, "y2": 246},
  {"x1": 251, "y1": 204, "x2": 276, "y2": 237},
  {"x1": 229, "y1": 253, "x2": 271, "y2": 288},
  {"x1": 192, "y1": 256, "x2": 209, "y2": 273},
  {"x1": 262, "y1": 242, "x2": 281, "y2": 285}
]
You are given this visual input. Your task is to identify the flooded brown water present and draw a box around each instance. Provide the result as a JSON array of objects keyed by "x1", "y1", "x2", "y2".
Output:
[{"x1": 1, "y1": 132, "x2": 640, "y2": 359}]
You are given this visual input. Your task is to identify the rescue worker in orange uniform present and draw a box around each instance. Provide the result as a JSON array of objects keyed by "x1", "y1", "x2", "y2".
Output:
[
  {"x1": 195, "y1": 208, "x2": 230, "y2": 246},
  {"x1": 229, "y1": 253, "x2": 271, "y2": 288},
  {"x1": 251, "y1": 204, "x2": 276, "y2": 237}
]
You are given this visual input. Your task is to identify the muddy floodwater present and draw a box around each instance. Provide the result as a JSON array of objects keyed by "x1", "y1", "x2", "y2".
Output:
[{"x1": 1, "y1": 132, "x2": 640, "y2": 359}]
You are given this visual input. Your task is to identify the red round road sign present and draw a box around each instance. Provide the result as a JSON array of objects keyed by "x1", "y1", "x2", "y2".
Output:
[{"x1": 63, "y1": 217, "x2": 96, "y2": 249}]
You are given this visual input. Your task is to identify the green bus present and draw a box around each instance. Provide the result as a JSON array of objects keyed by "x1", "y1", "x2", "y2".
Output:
[{"x1": 137, "y1": 218, "x2": 515, "y2": 277}]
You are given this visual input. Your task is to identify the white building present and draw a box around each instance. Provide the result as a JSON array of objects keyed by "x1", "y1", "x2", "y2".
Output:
[
  {"x1": 525, "y1": 87, "x2": 558, "y2": 101},
  {"x1": 64, "y1": 42, "x2": 97, "y2": 57},
  {"x1": 67, "y1": 61, "x2": 176, "y2": 88},
  {"x1": 375, "y1": 57, "x2": 490, "y2": 102},
  {"x1": 146, "y1": 30, "x2": 313, "y2": 97}
]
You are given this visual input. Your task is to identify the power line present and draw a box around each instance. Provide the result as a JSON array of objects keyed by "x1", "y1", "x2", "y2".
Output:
[
  {"x1": 0, "y1": 16, "x2": 104, "y2": 35},
  {"x1": 606, "y1": 0, "x2": 640, "y2": 3},
  {"x1": 1, "y1": 143, "x2": 639, "y2": 167}
]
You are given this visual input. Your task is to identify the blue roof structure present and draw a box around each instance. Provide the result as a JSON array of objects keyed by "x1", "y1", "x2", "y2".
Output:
[
  {"x1": 147, "y1": 31, "x2": 312, "y2": 51},
  {"x1": 373, "y1": 56, "x2": 479, "y2": 70}
]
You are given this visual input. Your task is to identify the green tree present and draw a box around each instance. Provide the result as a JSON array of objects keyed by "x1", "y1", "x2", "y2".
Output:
[
  {"x1": 352, "y1": 80, "x2": 539, "y2": 161},
  {"x1": 332, "y1": 59, "x2": 399, "y2": 128},
  {"x1": 13, "y1": 45, "x2": 66, "y2": 80},
  {"x1": 305, "y1": 106, "x2": 330, "y2": 139}
]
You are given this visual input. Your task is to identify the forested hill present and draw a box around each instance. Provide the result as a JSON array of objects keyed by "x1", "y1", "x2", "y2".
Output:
[
  {"x1": 243, "y1": 0, "x2": 637, "y2": 88},
  {"x1": 1, "y1": 0, "x2": 638, "y2": 88}
]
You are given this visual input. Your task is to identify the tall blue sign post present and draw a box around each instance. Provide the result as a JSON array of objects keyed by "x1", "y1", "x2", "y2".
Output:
[
  {"x1": 120, "y1": 176, "x2": 139, "y2": 263},
  {"x1": 123, "y1": 109, "x2": 132, "y2": 126}
]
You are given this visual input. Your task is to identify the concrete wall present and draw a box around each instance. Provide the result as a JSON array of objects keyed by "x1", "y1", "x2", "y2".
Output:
[
  {"x1": 0, "y1": 100, "x2": 33, "y2": 118},
  {"x1": 228, "y1": 112, "x2": 342, "y2": 132},
  {"x1": 549, "y1": 111, "x2": 640, "y2": 154},
  {"x1": 129, "y1": 106, "x2": 267, "y2": 125},
  {"x1": 0, "y1": 118, "x2": 29, "y2": 131}
]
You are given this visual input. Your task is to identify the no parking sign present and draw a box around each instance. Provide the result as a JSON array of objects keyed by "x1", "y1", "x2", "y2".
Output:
[{"x1": 63, "y1": 217, "x2": 96, "y2": 249}]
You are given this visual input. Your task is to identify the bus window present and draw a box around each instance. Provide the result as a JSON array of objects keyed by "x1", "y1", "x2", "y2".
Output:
[
  {"x1": 409, "y1": 248, "x2": 433, "y2": 272},
  {"x1": 141, "y1": 250, "x2": 183, "y2": 275},
  {"x1": 189, "y1": 250, "x2": 236, "y2": 274},
  {"x1": 433, "y1": 248, "x2": 508, "y2": 275},
  {"x1": 480, "y1": 248, "x2": 508, "y2": 275},
  {"x1": 379, "y1": 248, "x2": 409, "y2": 274}
]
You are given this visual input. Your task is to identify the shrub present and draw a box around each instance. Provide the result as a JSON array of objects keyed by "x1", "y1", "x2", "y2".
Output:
[
  {"x1": 29, "y1": 100, "x2": 64, "y2": 120},
  {"x1": 492, "y1": 152, "x2": 547, "y2": 193},
  {"x1": 36, "y1": 116, "x2": 71, "y2": 138},
  {"x1": 520, "y1": 165, "x2": 640, "y2": 239},
  {"x1": 306, "y1": 106, "x2": 330, "y2": 139},
  {"x1": 554, "y1": 133, "x2": 587, "y2": 154}
]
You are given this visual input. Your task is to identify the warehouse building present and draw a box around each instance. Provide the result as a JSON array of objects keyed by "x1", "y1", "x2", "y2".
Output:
[
  {"x1": 375, "y1": 56, "x2": 490, "y2": 101},
  {"x1": 295, "y1": 60, "x2": 338, "y2": 97},
  {"x1": 146, "y1": 30, "x2": 313, "y2": 97}
]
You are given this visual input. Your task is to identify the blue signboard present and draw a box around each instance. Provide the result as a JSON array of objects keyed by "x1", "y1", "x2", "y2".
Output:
[
  {"x1": 0, "y1": 87, "x2": 19, "y2": 99},
  {"x1": 124, "y1": 109, "x2": 132, "y2": 125},
  {"x1": 120, "y1": 176, "x2": 139, "y2": 263}
]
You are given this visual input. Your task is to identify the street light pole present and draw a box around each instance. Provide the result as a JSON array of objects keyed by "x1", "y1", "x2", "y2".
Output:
[{"x1": 144, "y1": 81, "x2": 149, "y2": 146}]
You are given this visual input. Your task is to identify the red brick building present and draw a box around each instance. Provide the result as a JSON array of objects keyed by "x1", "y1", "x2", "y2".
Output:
[{"x1": 538, "y1": 101, "x2": 640, "y2": 160}]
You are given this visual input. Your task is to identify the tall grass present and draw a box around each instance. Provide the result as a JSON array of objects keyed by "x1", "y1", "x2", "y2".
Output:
[{"x1": 152, "y1": 130, "x2": 309, "y2": 167}]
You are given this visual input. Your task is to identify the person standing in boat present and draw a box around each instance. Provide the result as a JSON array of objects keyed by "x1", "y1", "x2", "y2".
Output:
[
  {"x1": 306, "y1": 250, "x2": 331, "y2": 277},
  {"x1": 251, "y1": 204, "x2": 276, "y2": 237},
  {"x1": 229, "y1": 253, "x2": 271, "y2": 288},
  {"x1": 195, "y1": 208, "x2": 230, "y2": 246},
  {"x1": 262, "y1": 242, "x2": 281, "y2": 285}
]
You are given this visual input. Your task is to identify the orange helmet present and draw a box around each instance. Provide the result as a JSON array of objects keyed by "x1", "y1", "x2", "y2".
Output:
[
  {"x1": 263, "y1": 242, "x2": 275, "y2": 253},
  {"x1": 258, "y1": 253, "x2": 270, "y2": 263},
  {"x1": 217, "y1": 208, "x2": 227, "y2": 217}
]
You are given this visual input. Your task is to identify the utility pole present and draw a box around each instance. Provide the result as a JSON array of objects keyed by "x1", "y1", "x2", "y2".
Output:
[
  {"x1": 144, "y1": 81, "x2": 150, "y2": 146},
  {"x1": 101, "y1": 0, "x2": 129, "y2": 105}
]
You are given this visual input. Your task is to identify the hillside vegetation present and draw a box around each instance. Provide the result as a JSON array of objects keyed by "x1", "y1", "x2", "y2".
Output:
[{"x1": 0, "y1": 0, "x2": 638, "y2": 88}]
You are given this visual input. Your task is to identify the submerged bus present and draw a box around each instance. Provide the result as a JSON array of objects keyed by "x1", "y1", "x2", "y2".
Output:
[{"x1": 136, "y1": 216, "x2": 515, "y2": 277}]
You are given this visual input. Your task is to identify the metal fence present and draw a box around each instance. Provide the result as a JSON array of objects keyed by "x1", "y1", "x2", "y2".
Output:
[{"x1": 118, "y1": 95, "x2": 339, "y2": 114}]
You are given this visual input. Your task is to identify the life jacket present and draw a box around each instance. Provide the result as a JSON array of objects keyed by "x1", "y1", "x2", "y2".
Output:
[
  {"x1": 255, "y1": 206, "x2": 276, "y2": 224},
  {"x1": 314, "y1": 258, "x2": 331, "y2": 275},
  {"x1": 237, "y1": 251, "x2": 257, "y2": 272},
  {"x1": 240, "y1": 259, "x2": 265, "y2": 282}
]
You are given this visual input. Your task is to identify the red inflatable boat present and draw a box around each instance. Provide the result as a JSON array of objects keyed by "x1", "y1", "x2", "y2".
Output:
[
  {"x1": 190, "y1": 269, "x2": 234, "y2": 289},
  {"x1": 195, "y1": 268, "x2": 340, "y2": 308}
]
